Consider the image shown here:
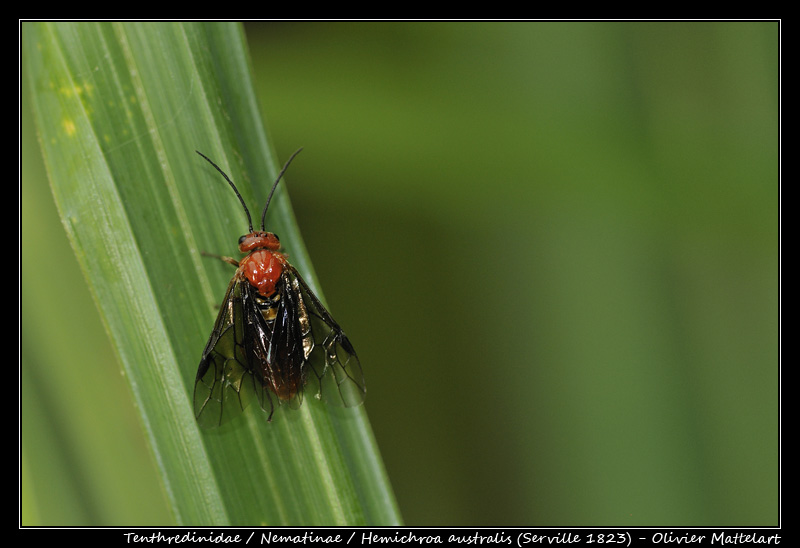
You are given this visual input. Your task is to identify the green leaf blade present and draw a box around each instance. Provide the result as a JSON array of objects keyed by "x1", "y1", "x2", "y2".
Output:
[{"x1": 23, "y1": 21, "x2": 400, "y2": 526}]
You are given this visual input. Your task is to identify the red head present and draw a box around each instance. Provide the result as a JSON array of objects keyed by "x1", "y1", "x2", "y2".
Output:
[{"x1": 238, "y1": 231, "x2": 281, "y2": 253}]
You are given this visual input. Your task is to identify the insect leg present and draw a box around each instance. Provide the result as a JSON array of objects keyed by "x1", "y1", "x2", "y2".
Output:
[{"x1": 201, "y1": 250, "x2": 240, "y2": 267}]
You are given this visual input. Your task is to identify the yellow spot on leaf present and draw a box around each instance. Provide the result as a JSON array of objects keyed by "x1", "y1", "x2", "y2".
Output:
[{"x1": 63, "y1": 118, "x2": 76, "y2": 137}]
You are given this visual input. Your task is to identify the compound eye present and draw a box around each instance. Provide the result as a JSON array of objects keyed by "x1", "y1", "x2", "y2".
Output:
[{"x1": 238, "y1": 233, "x2": 262, "y2": 252}]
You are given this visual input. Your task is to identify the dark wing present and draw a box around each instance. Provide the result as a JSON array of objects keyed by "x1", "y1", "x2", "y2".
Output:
[
  {"x1": 194, "y1": 266, "x2": 365, "y2": 428},
  {"x1": 285, "y1": 266, "x2": 366, "y2": 408},
  {"x1": 194, "y1": 274, "x2": 270, "y2": 428},
  {"x1": 194, "y1": 268, "x2": 314, "y2": 427},
  {"x1": 240, "y1": 269, "x2": 307, "y2": 410}
]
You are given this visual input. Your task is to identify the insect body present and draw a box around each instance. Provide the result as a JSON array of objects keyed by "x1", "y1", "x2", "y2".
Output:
[{"x1": 193, "y1": 150, "x2": 366, "y2": 428}]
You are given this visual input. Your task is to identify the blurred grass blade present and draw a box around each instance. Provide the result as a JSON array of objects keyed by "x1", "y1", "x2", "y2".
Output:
[{"x1": 22, "y1": 21, "x2": 400, "y2": 526}]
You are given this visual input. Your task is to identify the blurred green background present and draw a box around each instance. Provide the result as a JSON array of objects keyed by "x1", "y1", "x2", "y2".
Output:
[{"x1": 21, "y1": 22, "x2": 779, "y2": 526}]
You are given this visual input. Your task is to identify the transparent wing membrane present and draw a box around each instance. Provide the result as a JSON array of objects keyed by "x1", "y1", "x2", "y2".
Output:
[{"x1": 194, "y1": 266, "x2": 365, "y2": 428}]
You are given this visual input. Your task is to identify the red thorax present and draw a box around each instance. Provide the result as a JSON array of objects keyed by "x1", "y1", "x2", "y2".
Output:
[{"x1": 237, "y1": 231, "x2": 287, "y2": 297}]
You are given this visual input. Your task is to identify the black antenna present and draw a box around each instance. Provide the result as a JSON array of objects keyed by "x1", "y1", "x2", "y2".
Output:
[
  {"x1": 260, "y1": 147, "x2": 303, "y2": 231},
  {"x1": 196, "y1": 150, "x2": 254, "y2": 233}
]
